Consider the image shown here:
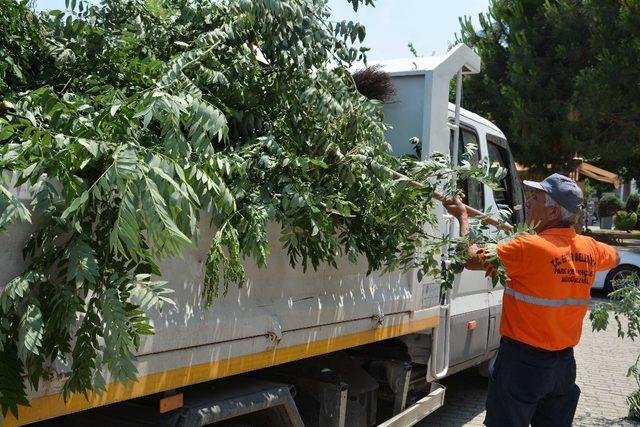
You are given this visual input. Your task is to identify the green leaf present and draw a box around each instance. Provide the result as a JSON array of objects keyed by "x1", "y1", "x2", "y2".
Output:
[
  {"x1": 66, "y1": 239, "x2": 99, "y2": 287},
  {"x1": 0, "y1": 342, "x2": 29, "y2": 417},
  {"x1": 0, "y1": 271, "x2": 40, "y2": 313},
  {"x1": 60, "y1": 190, "x2": 89, "y2": 220},
  {"x1": 114, "y1": 148, "x2": 142, "y2": 181},
  {"x1": 0, "y1": 181, "x2": 31, "y2": 227},
  {"x1": 0, "y1": 125, "x2": 14, "y2": 141},
  {"x1": 129, "y1": 274, "x2": 175, "y2": 311},
  {"x1": 150, "y1": 164, "x2": 197, "y2": 205},
  {"x1": 110, "y1": 104, "x2": 121, "y2": 117},
  {"x1": 143, "y1": 175, "x2": 193, "y2": 250},
  {"x1": 110, "y1": 180, "x2": 141, "y2": 257},
  {"x1": 77, "y1": 138, "x2": 99, "y2": 157},
  {"x1": 99, "y1": 289, "x2": 137, "y2": 384},
  {"x1": 17, "y1": 304, "x2": 43, "y2": 362}
]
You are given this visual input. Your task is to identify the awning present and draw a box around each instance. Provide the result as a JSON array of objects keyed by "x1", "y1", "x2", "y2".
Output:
[
  {"x1": 515, "y1": 162, "x2": 619, "y2": 188},
  {"x1": 577, "y1": 162, "x2": 620, "y2": 189}
]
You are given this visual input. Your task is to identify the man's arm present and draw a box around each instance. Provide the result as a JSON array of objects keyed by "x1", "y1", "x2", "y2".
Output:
[
  {"x1": 593, "y1": 240, "x2": 620, "y2": 271},
  {"x1": 443, "y1": 196, "x2": 485, "y2": 271}
]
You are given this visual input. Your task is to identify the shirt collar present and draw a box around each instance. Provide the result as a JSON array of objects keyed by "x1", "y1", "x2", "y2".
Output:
[{"x1": 539, "y1": 227, "x2": 577, "y2": 237}]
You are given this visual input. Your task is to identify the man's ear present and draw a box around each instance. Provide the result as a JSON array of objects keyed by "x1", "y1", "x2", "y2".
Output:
[{"x1": 550, "y1": 205, "x2": 562, "y2": 223}]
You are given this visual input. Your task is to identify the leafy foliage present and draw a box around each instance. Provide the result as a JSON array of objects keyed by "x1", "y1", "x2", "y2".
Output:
[
  {"x1": 0, "y1": 0, "x2": 509, "y2": 417},
  {"x1": 457, "y1": 0, "x2": 640, "y2": 181},
  {"x1": 598, "y1": 193, "x2": 625, "y2": 217},
  {"x1": 582, "y1": 178, "x2": 597, "y2": 202},
  {"x1": 614, "y1": 210, "x2": 637, "y2": 231},
  {"x1": 460, "y1": 208, "x2": 533, "y2": 288},
  {"x1": 626, "y1": 193, "x2": 640, "y2": 214}
]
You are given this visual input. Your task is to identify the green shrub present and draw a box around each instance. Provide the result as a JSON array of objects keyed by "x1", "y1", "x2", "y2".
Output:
[
  {"x1": 626, "y1": 193, "x2": 640, "y2": 213},
  {"x1": 598, "y1": 193, "x2": 624, "y2": 217},
  {"x1": 614, "y1": 210, "x2": 638, "y2": 231}
]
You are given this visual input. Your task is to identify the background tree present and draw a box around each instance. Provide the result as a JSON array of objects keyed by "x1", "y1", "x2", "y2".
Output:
[
  {"x1": 571, "y1": 0, "x2": 640, "y2": 182},
  {"x1": 457, "y1": 0, "x2": 640, "y2": 181}
]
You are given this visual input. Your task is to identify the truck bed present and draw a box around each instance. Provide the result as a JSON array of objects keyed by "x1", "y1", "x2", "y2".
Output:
[{"x1": 1, "y1": 219, "x2": 440, "y2": 425}]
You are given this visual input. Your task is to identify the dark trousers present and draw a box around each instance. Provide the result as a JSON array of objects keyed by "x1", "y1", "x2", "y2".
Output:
[{"x1": 484, "y1": 338, "x2": 580, "y2": 427}]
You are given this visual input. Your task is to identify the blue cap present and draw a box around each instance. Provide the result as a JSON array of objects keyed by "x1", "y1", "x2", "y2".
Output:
[{"x1": 523, "y1": 173, "x2": 583, "y2": 213}]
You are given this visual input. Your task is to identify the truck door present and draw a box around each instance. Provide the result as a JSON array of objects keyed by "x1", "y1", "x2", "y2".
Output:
[
  {"x1": 485, "y1": 134, "x2": 525, "y2": 350},
  {"x1": 447, "y1": 124, "x2": 490, "y2": 367},
  {"x1": 486, "y1": 134, "x2": 525, "y2": 226}
]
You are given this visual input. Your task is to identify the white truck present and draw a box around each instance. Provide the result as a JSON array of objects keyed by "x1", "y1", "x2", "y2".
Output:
[{"x1": 2, "y1": 44, "x2": 524, "y2": 426}]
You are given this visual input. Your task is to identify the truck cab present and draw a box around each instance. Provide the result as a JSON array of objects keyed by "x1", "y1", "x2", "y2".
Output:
[{"x1": 379, "y1": 47, "x2": 524, "y2": 378}]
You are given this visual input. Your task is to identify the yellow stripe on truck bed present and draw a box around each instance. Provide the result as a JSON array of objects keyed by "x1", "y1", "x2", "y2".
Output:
[{"x1": 6, "y1": 315, "x2": 439, "y2": 426}]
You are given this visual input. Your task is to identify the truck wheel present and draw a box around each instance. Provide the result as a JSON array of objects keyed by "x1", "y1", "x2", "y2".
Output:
[{"x1": 604, "y1": 265, "x2": 640, "y2": 295}]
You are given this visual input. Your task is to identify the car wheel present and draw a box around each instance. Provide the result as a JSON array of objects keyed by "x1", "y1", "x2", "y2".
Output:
[{"x1": 604, "y1": 265, "x2": 640, "y2": 295}]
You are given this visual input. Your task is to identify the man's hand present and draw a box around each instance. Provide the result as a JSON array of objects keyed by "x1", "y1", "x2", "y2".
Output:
[
  {"x1": 442, "y1": 196, "x2": 469, "y2": 238},
  {"x1": 443, "y1": 196, "x2": 468, "y2": 219},
  {"x1": 442, "y1": 196, "x2": 485, "y2": 270}
]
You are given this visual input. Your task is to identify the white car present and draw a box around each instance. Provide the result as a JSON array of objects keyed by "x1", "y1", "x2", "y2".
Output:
[{"x1": 592, "y1": 250, "x2": 640, "y2": 294}]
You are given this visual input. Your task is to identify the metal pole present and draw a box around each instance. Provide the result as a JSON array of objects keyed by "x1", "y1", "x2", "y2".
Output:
[{"x1": 431, "y1": 69, "x2": 464, "y2": 380}]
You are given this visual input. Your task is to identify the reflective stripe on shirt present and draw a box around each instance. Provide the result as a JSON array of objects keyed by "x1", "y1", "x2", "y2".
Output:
[{"x1": 504, "y1": 287, "x2": 590, "y2": 307}]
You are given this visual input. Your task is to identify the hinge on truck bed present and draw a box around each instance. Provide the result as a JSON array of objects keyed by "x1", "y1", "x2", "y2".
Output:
[
  {"x1": 267, "y1": 314, "x2": 283, "y2": 345},
  {"x1": 372, "y1": 305, "x2": 385, "y2": 327}
]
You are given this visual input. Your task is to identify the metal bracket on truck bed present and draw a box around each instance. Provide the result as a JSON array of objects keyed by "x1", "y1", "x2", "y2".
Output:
[
  {"x1": 376, "y1": 382, "x2": 446, "y2": 427},
  {"x1": 63, "y1": 379, "x2": 304, "y2": 427},
  {"x1": 177, "y1": 379, "x2": 304, "y2": 426}
]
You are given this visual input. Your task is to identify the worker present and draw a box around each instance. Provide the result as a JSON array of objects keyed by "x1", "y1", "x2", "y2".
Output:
[{"x1": 443, "y1": 173, "x2": 619, "y2": 427}]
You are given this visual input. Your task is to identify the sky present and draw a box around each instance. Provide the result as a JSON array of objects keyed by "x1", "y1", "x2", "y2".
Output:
[
  {"x1": 326, "y1": 0, "x2": 490, "y2": 61},
  {"x1": 34, "y1": 0, "x2": 491, "y2": 61}
]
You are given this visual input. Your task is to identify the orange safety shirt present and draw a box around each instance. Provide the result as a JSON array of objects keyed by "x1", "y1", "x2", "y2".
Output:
[{"x1": 493, "y1": 228, "x2": 618, "y2": 351}]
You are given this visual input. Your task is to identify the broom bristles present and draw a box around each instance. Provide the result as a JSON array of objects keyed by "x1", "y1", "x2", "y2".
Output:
[{"x1": 352, "y1": 65, "x2": 396, "y2": 102}]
